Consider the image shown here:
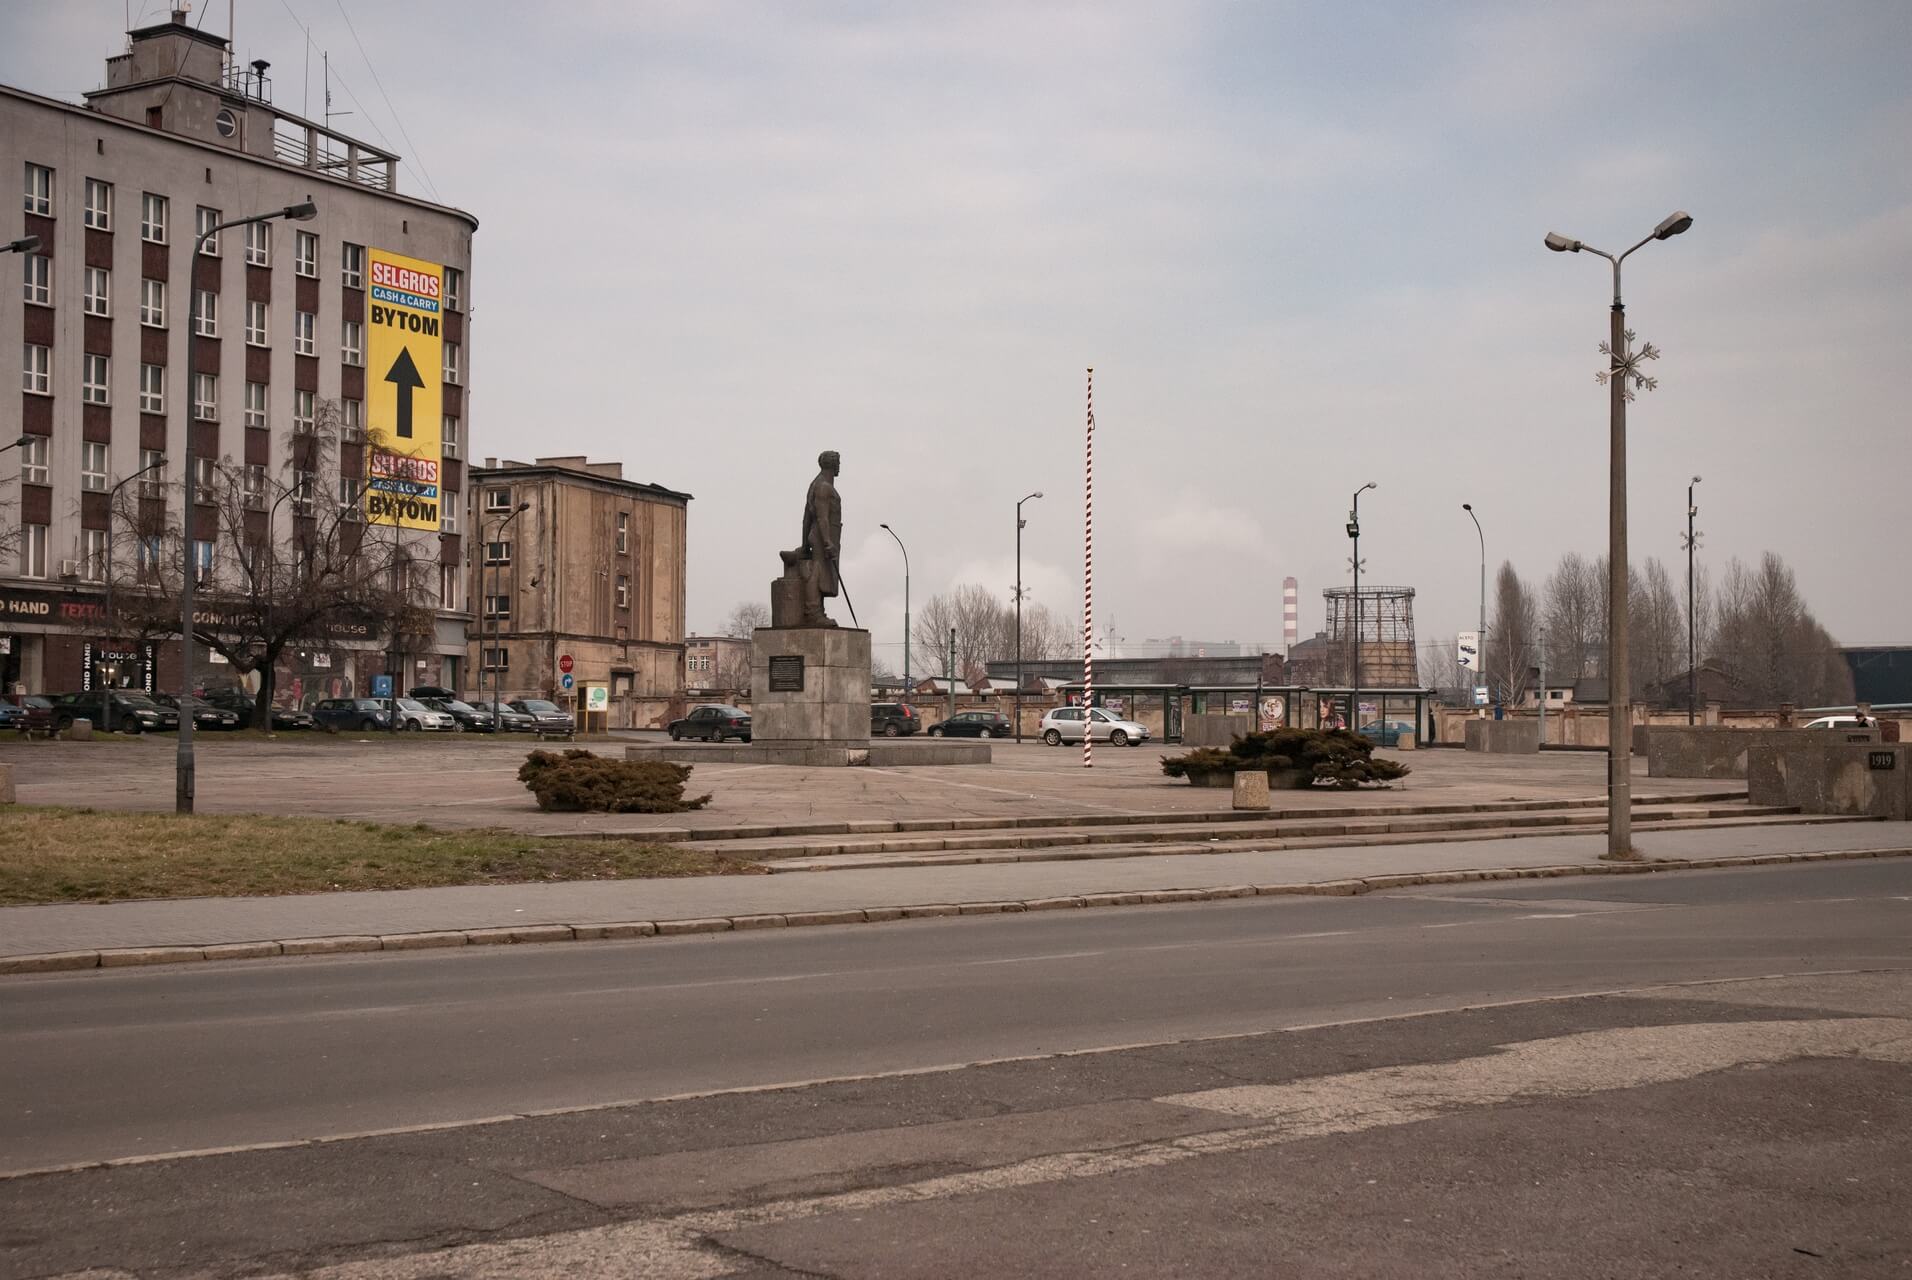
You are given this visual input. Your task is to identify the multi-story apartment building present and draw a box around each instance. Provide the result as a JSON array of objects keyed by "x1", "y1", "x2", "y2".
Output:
[
  {"x1": 468, "y1": 457, "x2": 690, "y2": 729},
  {"x1": 1, "y1": 11, "x2": 476, "y2": 701}
]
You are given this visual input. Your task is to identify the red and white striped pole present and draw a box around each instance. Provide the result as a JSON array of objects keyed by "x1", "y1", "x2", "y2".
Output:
[{"x1": 1083, "y1": 366, "x2": 1094, "y2": 769}]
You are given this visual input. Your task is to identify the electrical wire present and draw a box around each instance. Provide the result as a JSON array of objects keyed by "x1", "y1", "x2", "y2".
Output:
[{"x1": 331, "y1": 0, "x2": 442, "y2": 202}]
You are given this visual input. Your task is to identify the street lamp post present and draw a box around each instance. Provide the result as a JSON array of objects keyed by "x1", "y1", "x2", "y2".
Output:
[
  {"x1": 2, "y1": 236, "x2": 40, "y2": 256},
  {"x1": 178, "y1": 200, "x2": 316, "y2": 813},
  {"x1": 1013, "y1": 491, "x2": 1043, "y2": 743},
  {"x1": 489, "y1": 502, "x2": 530, "y2": 728},
  {"x1": 1545, "y1": 209, "x2": 1693, "y2": 857},
  {"x1": 879, "y1": 523, "x2": 909, "y2": 698},
  {"x1": 1685, "y1": 474, "x2": 1701, "y2": 725},
  {"x1": 1347, "y1": 482, "x2": 1376, "y2": 731},
  {"x1": 101, "y1": 453, "x2": 169, "y2": 732},
  {"x1": 1462, "y1": 503, "x2": 1485, "y2": 705}
]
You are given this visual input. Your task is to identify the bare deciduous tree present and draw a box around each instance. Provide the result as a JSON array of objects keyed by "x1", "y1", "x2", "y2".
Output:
[
  {"x1": 1488, "y1": 562, "x2": 1538, "y2": 703},
  {"x1": 723, "y1": 601, "x2": 769, "y2": 638}
]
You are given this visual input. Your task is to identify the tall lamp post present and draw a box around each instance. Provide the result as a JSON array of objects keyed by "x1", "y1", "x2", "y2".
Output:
[
  {"x1": 1347, "y1": 482, "x2": 1376, "y2": 731},
  {"x1": 489, "y1": 501, "x2": 530, "y2": 727},
  {"x1": 1462, "y1": 503, "x2": 1485, "y2": 704},
  {"x1": 178, "y1": 200, "x2": 316, "y2": 814},
  {"x1": 1545, "y1": 209, "x2": 1693, "y2": 857},
  {"x1": 879, "y1": 523, "x2": 909, "y2": 698},
  {"x1": 101, "y1": 453, "x2": 169, "y2": 732},
  {"x1": 2, "y1": 236, "x2": 40, "y2": 256},
  {"x1": 1685, "y1": 474, "x2": 1701, "y2": 725},
  {"x1": 1013, "y1": 491, "x2": 1042, "y2": 743}
]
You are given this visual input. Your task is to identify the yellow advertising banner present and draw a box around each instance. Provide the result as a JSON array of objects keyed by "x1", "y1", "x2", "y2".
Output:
[{"x1": 364, "y1": 247, "x2": 445, "y2": 530}]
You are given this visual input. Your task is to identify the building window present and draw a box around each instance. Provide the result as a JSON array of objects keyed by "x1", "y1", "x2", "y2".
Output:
[
  {"x1": 483, "y1": 488, "x2": 512, "y2": 513},
  {"x1": 245, "y1": 299, "x2": 268, "y2": 346},
  {"x1": 439, "y1": 563, "x2": 459, "y2": 610},
  {"x1": 83, "y1": 353, "x2": 110, "y2": 404},
  {"x1": 616, "y1": 575, "x2": 630, "y2": 610},
  {"x1": 197, "y1": 206, "x2": 220, "y2": 255},
  {"x1": 140, "y1": 277, "x2": 166, "y2": 327},
  {"x1": 82, "y1": 440, "x2": 108, "y2": 491},
  {"x1": 292, "y1": 467, "x2": 314, "y2": 512},
  {"x1": 194, "y1": 289, "x2": 218, "y2": 336},
  {"x1": 192, "y1": 538, "x2": 213, "y2": 585},
  {"x1": 244, "y1": 379, "x2": 269, "y2": 428},
  {"x1": 245, "y1": 220, "x2": 270, "y2": 266},
  {"x1": 194, "y1": 371, "x2": 217, "y2": 420},
  {"x1": 483, "y1": 594, "x2": 510, "y2": 618},
  {"x1": 85, "y1": 178, "x2": 113, "y2": 230},
  {"x1": 293, "y1": 309, "x2": 315, "y2": 356},
  {"x1": 82, "y1": 528, "x2": 108, "y2": 581},
  {"x1": 293, "y1": 388, "x2": 315, "y2": 433},
  {"x1": 441, "y1": 414, "x2": 459, "y2": 456},
  {"x1": 342, "y1": 396, "x2": 363, "y2": 437},
  {"x1": 22, "y1": 342, "x2": 50, "y2": 394},
  {"x1": 615, "y1": 512, "x2": 629, "y2": 555},
  {"x1": 341, "y1": 242, "x2": 364, "y2": 288},
  {"x1": 140, "y1": 362, "x2": 165, "y2": 413},
  {"x1": 483, "y1": 540, "x2": 511, "y2": 565},
  {"x1": 341, "y1": 318, "x2": 362, "y2": 366},
  {"x1": 22, "y1": 253, "x2": 50, "y2": 306},
  {"x1": 243, "y1": 462, "x2": 265, "y2": 508},
  {"x1": 20, "y1": 523, "x2": 48, "y2": 578},
  {"x1": 441, "y1": 507, "x2": 457, "y2": 534},
  {"x1": 481, "y1": 647, "x2": 508, "y2": 671},
  {"x1": 23, "y1": 163, "x2": 52, "y2": 216},
  {"x1": 136, "y1": 534, "x2": 162, "y2": 579},
  {"x1": 294, "y1": 230, "x2": 318, "y2": 277},
  {"x1": 444, "y1": 266, "x2": 463, "y2": 311},
  {"x1": 83, "y1": 266, "x2": 111, "y2": 316},
  {"x1": 139, "y1": 448, "x2": 166, "y2": 497},
  {"x1": 443, "y1": 341, "x2": 462, "y2": 385},
  {"x1": 192, "y1": 455, "x2": 217, "y2": 490},
  {"x1": 336, "y1": 473, "x2": 360, "y2": 511},
  {"x1": 19, "y1": 434, "x2": 48, "y2": 485},
  {"x1": 141, "y1": 192, "x2": 169, "y2": 244}
]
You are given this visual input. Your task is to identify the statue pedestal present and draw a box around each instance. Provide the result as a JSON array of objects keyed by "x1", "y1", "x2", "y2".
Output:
[{"x1": 751, "y1": 626, "x2": 870, "y2": 745}]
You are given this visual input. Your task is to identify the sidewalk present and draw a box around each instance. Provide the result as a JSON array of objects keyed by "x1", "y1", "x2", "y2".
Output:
[{"x1": 5, "y1": 822, "x2": 1910, "y2": 968}]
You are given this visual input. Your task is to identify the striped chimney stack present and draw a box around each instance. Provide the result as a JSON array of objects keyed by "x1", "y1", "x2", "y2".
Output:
[{"x1": 1283, "y1": 577, "x2": 1298, "y2": 653}]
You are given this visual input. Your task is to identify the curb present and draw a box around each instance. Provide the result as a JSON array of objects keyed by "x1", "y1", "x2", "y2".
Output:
[{"x1": 4, "y1": 846, "x2": 1907, "y2": 977}]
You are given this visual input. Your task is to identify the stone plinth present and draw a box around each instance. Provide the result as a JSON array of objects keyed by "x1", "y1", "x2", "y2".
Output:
[
  {"x1": 751, "y1": 626, "x2": 870, "y2": 745},
  {"x1": 1463, "y1": 719, "x2": 1539, "y2": 754},
  {"x1": 1231, "y1": 771, "x2": 1271, "y2": 811},
  {"x1": 1748, "y1": 740, "x2": 1908, "y2": 819}
]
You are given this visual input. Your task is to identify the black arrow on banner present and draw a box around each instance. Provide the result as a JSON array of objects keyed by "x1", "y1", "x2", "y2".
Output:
[{"x1": 384, "y1": 347, "x2": 424, "y2": 438}]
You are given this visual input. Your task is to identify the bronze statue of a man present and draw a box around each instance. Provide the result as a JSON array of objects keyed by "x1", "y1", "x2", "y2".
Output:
[{"x1": 775, "y1": 450, "x2": 843, "y2": 627}]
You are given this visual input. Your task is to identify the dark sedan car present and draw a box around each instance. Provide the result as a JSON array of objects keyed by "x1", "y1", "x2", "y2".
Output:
[
  {"x1": 311, "y1": 698, "x2": 394, "y2": 732},
  {"x1": 200, "y1": 687, "x2": 318, "y2": 731},
  {"x1": 421, "y1": 697, "x2": 496, "y2": 732},
  {"x1": 49, "y1": 690, "x2": 178, "y2": 734},
  {"x1": 926, "y1": 710, "x2": 1013, "y2": 738},
  {"x1": 508, "y1": 698, "x2": 576, "y2": 735},
  {"x1": 152, "y1": 692, "x2": 244, "y2": 731},
  {"x1": 668, "y1": 704, "x2": 752, "y2": 742}
]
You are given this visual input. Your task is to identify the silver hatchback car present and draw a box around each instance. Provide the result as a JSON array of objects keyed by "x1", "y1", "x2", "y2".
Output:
[{"x1": 1039, "y1": 706, "x2": 1150, "y2": 747}]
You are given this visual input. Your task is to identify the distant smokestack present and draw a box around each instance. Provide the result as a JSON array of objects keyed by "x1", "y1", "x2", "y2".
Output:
[{"x1": 1283, "y1": 576, "x2": 1298, "y2": 653}]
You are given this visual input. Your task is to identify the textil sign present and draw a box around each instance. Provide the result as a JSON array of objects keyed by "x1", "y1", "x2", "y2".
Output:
[{"x1": 365, "y1": 248, "x2": 445, "y2": 531}]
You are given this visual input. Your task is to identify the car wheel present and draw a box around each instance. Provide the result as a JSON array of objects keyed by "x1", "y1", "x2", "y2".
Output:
[
  {"x1": 1110, "y1": 729, "x2": 1129, "y2": 747},
  {"x1": 884, "y1": 723, "x2": 902, "y2": 737},
  {"x1": 977, "y1": 728, "x2": 992, "y2": 739},
  {"x1": 928, "y1": 727, "x2": 943, "y2": 737},
  {"x1": 122, "y1": 720, "x2": 143, "y2": 736},
  {"x1": 360, "y1": 719, "x2": 379, "y2": 732},
  {"x1": 405, "y1": 719, "x2": 422, "y2": 732},
  {"x1": 1043, "y1": 729, "x2": 1062, "y2": 746},
  {"x1": 669, "y1": 727, "x2": 681, "y2": 741}
]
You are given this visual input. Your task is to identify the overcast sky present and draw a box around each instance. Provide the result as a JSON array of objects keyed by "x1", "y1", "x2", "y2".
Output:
[{"x1": 12, "y1": 2, "x2": 1910, "y2": 667}]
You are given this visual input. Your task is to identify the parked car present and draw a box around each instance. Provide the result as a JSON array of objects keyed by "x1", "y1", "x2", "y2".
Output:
[
  {"x1": 408, "y1": 686, "x2": 458, "y2": 701},
  {"x1": 668, "y1": 704, "x2": 752, "y2": 742},
  {"x1": 1038, "y1": 705, "x2": 1150, "y2": 747},
  {"x1": 391, "y1": 697, "x2": 457, "y2": 732},
  {"x1": 312, "y1": 698, "x2": 394, "y2": 732},
  {"x1": 1802, "y1": 715, "x2": 1874, "y2": 731},
  {"x1": 271, "y1": 705, "x2": 317, "y2": 731},
  {"x1": 927, "y1": 710, "x2": 1013, "y2": 738},
  {"x1": 199, "y1": 688, "x2": 315, "y2": 731},
  {"x1": 489, "y1": 702, "x2": 536, "y2": 733},
  {"x1": 1356, "y1": 720, "x2": 1416, "y2": 747},
  {"x1": 421, "y1": 697, "x2": 496, "y2": 732},
  {"x1": 2, "y1": 695, "x2": 54, "y2": 735},
  {"x1": 870, "y1": 702, "x2": 921, "y2": 737},
  {"x1": 508, "y1": 698, "x2": 577, "y2": 735},
  {"x1": 0, "y1": 699, "x2": 27, "y2": 731},
  {"x1": 48, "y1": 690, "x2": 178, "y2": 734},
  {"x1": 152, "y1": 692, "x2": 243, "y2": 731}
]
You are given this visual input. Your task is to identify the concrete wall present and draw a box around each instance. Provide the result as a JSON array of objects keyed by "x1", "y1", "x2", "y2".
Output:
[
  {"x1": 1748, "y1": 740, "x2": 1908, "y2": 818},
  {"x1": 1183, "y1": 713, "x2": 1252, "y2": 747},
  {"x1": 1746, "y1": 729, "x2": 1882, "y2": 797},
  {"x1": 1645, "y1": 726, "x2": 1879, "y2": 779},
  {"x1": 1464, "y1": 719, "x2": 1540, "y2": 754}
]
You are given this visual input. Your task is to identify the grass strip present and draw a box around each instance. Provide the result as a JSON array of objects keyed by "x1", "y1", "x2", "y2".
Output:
[{"x1": 0, "y1": 806, "x2": 763, "y2": 905}]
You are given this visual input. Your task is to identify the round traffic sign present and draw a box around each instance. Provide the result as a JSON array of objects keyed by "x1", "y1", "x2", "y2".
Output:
[
  {"x1": 560, "y1": 672, "x2": 575, "y2": 691},
  {"x1": 558, "y1": 654, "x2": 574, "y2": 674}
]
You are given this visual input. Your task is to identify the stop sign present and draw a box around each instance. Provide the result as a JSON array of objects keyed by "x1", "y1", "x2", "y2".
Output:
[{"x1": 558, "y1": 654, "x2": 574, "y2": 674}]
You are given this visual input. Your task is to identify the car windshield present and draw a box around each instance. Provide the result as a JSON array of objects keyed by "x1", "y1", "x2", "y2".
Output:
[
  {"x1": 522, "y1": 700, "x2": 562, "y2": 714},
  {"x1": 397, "y1": 699, "x2": 429, "y2": 712},
  {"x1": 120, "y1": 693, "x2": 163, "y2": 707},
  {"x1": 441, "y1": 700, "x2": 477, "y2": 713}
]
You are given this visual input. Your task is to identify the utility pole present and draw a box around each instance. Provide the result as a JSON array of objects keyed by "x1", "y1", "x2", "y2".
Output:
[
  {"x1": 1348, "y1": 482, "x2": 1376, "y2": 731},
  {"x1": 1684, "y1": 475, "x2": 1701, "y2": 725},
  {"x1": 1014, "y1": 492, "x2": 1041, "y2": 743},
  {"x1": 1538, "y1": 627, "x2": 1548, "y2": 748},
  {"x1": 947, "y1": 626, "x2": 956, "y2": 723}
]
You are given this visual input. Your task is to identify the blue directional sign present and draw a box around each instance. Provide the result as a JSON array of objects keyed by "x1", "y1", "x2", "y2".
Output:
[
  {"x1": 560, "y1": 673, "x2": 575, "y2": 691},
  {"x1": 372, "y1": 674, "x2": 394, "y2": 698}
]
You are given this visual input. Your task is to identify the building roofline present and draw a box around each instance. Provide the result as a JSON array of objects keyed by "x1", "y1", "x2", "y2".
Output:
[
  {"x1": 124, "y1": 17, "x2": 231, "y2": 48},
  {"x1": 470, "y1": 462, "x2": 693, "y2": 505},
  {"x1": 1, "y1": 81, "x2": 479, "y2": 231}
]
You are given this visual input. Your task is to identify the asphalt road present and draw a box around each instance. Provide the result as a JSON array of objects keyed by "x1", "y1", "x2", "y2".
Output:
[{"x1": 5, "y1": 859, "x2": 1909, "y2": 1175}]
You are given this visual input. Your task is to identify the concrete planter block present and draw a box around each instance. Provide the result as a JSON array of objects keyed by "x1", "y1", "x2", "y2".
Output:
[
  {"x1": 68, "y1": 718, "x2": 93, "y2": 741},
  {"x1": 1232, "y1": 770, "x2": 1271, "y2": 810},
  {"x1": 1463, "y1": 720, "x2": 1538, "y2": 754},
  {"x1": 0, "y1": 762, "x2": 13, "y2": 804}
]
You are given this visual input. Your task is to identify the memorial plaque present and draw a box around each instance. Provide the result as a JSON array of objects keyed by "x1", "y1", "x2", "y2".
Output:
[
  {"x1": 1868, "y1": 750, "x2": 1895, "y2": 771},
  {"x1": 768, "y1": 655, "x2": 806, "y2": 692}
]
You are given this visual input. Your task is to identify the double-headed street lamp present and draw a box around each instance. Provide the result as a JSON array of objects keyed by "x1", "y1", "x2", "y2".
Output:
[
  {"x1": 1462, "y1": 503, "x2": 1485, "y2": 701},
  {"x1": 1013, "y1": 492, "x2": 1043, "y2": 743},
  {"x1": 489, "y1": 501, "x2": 531, "y2": 727},
  {"x1": 878, "y1": 523, "x2": 909, "y2": 697},
  {"x1": 1545, "y1": 209, "x2": 1693, "y2": 857},
  {"x1": 1347, "y1": 482, "x2": 1376, "y2": 730},
  {"x1": 177, "y1": 200, "x2": 316, "y2": 814}
]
